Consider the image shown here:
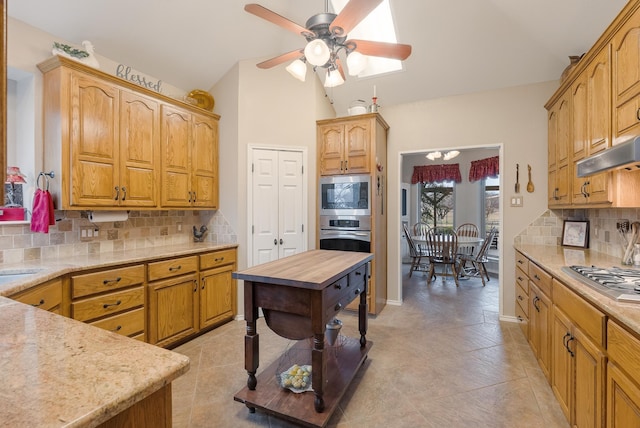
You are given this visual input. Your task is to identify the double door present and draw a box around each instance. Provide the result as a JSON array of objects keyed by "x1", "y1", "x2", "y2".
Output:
[{"x1": 251, "y1": 148, "x2": 305, "y2": 265}]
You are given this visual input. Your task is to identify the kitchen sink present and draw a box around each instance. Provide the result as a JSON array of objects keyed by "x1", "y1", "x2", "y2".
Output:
[{"x1": 0, "y1": 269, "x2": 44, "y2": 285}]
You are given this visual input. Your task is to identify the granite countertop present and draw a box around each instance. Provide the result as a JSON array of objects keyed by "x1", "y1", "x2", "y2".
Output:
[
  {"x1": 515, "y1": 244, "x2": 640, "y2": 334},
  {"x1": 0, "y1": 296, "x2": 190, "y2": 427},
  {"x1": 0, "y1": 242, "x2": 238, "y2": 297}
]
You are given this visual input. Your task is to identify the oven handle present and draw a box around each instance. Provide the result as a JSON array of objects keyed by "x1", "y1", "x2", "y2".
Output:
[{"x1": 320, "y1": 230, "x2": 371, "y2": 242}]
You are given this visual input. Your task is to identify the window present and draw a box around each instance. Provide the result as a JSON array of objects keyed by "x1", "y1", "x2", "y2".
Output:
[
  {"x1": 483, "y1": 176, "x2": 500, "y2": 250},
  {"x1": 419, "y1": 180, "x2": 455, "y2": 230}
]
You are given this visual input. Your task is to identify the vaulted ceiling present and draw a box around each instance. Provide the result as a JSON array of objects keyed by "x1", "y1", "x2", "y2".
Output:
[{"x1": 8, "y1": 0, "x2": 628, "y2": 115}]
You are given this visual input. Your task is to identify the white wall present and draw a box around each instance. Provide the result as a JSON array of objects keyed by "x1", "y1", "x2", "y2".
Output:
[{"x1": 383, "y1": 81, "x2": 556, "y2": 318}]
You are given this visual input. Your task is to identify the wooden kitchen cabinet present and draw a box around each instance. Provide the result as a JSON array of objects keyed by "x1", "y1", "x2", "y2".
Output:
[
  {"x1": 529, "y1": 281, "x2": 552, "y2": 381},
  {"x1": 199, "y1": 249, "x2": 236, "y2": 329},
  {"x1": 515, "y1": 263, "x2": 529, "y2": 338},
  {"x1": 607, "y1": 320, "x2": 640, "y2": 427},
  {"x1": 160, "y1": 105, "x2": 218, "y2": 208},
  {"x1": 70, "y1": 264, "x2": 146, "y2": 340},
  {"x1": 551, "y1": 279, "x2": 606, "y2": 427},
  {"x1": 317, "y1": 117, "x2": 371, "y2": 176},
  {"x1": 547, "y1": 91, "x2": 571, "y2": 207},
  {"x1": 10, "y1": 278, "x2": 66, "y2": 315}
]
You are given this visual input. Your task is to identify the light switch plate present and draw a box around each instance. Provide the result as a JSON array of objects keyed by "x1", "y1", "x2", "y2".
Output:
[{"x1": 510, "y1": 196, "x2": 523, "y2": 207}]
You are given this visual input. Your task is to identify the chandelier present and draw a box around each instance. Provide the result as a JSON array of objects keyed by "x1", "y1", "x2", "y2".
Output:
[{"x1": 425, "y1": 151, "x2": 460, "y2": 161}]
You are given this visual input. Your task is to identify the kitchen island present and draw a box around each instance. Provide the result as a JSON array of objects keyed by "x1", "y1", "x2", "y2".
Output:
[
  {"x1": 233, "y1": 250, "x2": 373, "y2": 428},
  {"x1": 0, "y1": 296, "x2": 189, "y2": 427}
]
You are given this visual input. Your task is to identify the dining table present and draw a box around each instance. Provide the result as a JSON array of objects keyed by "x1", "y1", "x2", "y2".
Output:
[{"x1": 411, "y1": 235, "x2": 484, "y2": 278}]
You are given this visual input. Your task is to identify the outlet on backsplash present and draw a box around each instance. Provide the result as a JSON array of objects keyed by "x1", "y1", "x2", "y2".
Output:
[{"x1": 80, "y1": 226, "x2": 98, "y2": 241}]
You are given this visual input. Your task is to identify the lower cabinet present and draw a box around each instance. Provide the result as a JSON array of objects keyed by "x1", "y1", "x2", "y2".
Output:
[
  {"x1": 199, "y1": 249, "x2": 236, "y2": 329},
  {"x1": 529, "y1": 282, "x2": 552, "y2": 381},
  {"x1": 607, "y1": 320, "x2": 640, "y2": 427},
  {"x1": 10, "y1": 278, "x2": 66, "y2": 315}
]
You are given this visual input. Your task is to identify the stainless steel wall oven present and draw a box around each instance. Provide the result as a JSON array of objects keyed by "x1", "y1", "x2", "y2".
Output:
[{"x1": 319, "y1": 215, "x2": 371, "y2": 253}]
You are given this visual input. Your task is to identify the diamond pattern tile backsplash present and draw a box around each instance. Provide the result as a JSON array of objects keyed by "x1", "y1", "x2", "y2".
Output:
[
  {"x1": 515, "y1": 208, "x2": 640, "y2": 260},
  {"x1": 0, "y1": 210, "x2": 237, "y2": 264}
]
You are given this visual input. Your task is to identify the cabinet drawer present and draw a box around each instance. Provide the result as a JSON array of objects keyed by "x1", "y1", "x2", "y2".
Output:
[
  {"x1": 72, "y1": 286, "x2": 144, "y2": 322},
  {"x1": 72, "y1": 265, "x2": 145, "y2": 298},
  {"x1": 90, "y1": 307, "x2": 145, "y2": 338},
  {"x1": 516, "y1": 282, "x2": 529, "y2": 317},
  {"x1": 528, "y1": 262, "x2": 552, "y2": 297},
  {"x1": 349, "y1": 264, "x2": 367, "y2": 291},
  {"x1": 515, "y1": 301, "x2": 528, "y2": 339},
  {"x1": 200, "y1": 249, "x2": 236, "y2": 270},
  {"x1": 553, "y1": 279, "x2": 605, "y2": 347},
  {"x1": 11, "y1": 279, "x2": 62, "y2": 311},
  {"x1": 515, "y1": 267, "x2": 529, "y2": 295},
  {"x1": 148, "y1": 256, "x2": 198, "y2": 281},
  {"x1": 608, "y1": 320, "x2": 640, "y2": 379},
  {"x1": 515, "y1": 251, "x2": 529, "y2": 272}
]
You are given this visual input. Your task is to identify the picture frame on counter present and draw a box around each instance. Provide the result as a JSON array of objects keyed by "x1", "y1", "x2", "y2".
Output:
[{"x1": 562, "y1": 220, "x2": 589, "y2": 248}]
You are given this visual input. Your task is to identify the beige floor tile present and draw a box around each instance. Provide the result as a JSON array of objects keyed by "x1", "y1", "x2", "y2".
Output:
[{"x1": 170, "y1": 265, "x2": 569, "y2": 428}]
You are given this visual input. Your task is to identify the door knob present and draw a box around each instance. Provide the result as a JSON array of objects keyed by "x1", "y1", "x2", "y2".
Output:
[
  {"x1": 280, "y1": 238, "x2": 283, "y2": 245},
  {"x1": 274, "y1": 239, "x2": 278, "y2": 245}
]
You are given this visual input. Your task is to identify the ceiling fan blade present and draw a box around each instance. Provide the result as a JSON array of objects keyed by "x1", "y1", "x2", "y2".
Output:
[
  {"x1": 244, "y1": 4, "x2": 310, "y2": 37},
  {"x1": 330, "y1": 0, "x2": 383, "y2": 37},
  {"x1": 348, "y1": 39, "x2": 412, "y2": 60},
  {"x1": 256, "y1": 49, "x2": 304, "y2": 69}
]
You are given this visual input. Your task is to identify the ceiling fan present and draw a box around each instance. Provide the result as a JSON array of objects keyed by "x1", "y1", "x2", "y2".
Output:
[{"x1": 244, "y1": 0, "x2": 412, "y2": 87}]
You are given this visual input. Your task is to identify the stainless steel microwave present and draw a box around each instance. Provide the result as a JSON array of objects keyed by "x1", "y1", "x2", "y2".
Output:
[{"x1": 319, "y1": 174, "x2": 371, "y2": 216}]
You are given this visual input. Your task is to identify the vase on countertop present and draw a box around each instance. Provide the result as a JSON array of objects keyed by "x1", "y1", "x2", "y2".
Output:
[{"x1": 560, "y1": 55, "x2": 583, "y2": 83}]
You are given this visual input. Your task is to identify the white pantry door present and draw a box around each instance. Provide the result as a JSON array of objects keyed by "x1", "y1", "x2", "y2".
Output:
[{"x1": 251, "y1": 148, "x2": 305, "y2": 265}]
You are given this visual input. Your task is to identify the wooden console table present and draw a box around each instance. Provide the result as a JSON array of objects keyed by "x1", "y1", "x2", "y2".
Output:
[{"x1": 233, "y1": 250, "x2": 373, "y2": 428}]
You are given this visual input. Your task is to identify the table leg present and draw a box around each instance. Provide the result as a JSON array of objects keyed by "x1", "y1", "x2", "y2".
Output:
[
  {"x1": 312, "y1": 333, "x2": 325, "y2": 413},
  {"x1": 359, "y1": 263, "x2": 369, "y2": 347},
  {"x1": 244, "y1": 281, "x2": 259, "y2": 391}
]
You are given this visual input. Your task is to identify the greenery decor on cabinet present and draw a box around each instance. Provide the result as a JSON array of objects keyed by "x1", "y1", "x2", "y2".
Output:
[{"x1": 37, "y1": 55, "x2": 220, "y2": 210}]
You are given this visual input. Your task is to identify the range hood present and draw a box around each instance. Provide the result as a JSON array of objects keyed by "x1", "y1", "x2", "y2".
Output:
[{"x1": 576, "y1": 136, "x2": 640, "y2": 177}]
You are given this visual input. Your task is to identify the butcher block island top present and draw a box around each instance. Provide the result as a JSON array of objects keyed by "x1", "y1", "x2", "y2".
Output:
[
  {"x1": 233, "y1": 250, "x2": 374, "y2": 428},
  {"x1": 0, "y1": 296, "x2": 189, "y2": 427}
]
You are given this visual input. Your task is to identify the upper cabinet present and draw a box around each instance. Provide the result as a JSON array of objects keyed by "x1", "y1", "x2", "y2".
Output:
[
  {"x1": 317, "y1": 117, "x2": 372, "y2": 176},
  {"x1": 545, "y1": 1, "x2": 640, "y2": 209},
  {"x1": 38, "y1": 56, "x2": 219, "y2": 210}
]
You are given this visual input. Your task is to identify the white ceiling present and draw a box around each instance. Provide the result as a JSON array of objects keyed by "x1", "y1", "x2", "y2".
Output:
[{"x1": 7, "y1": 0, "x2": 629, "y2": 116}]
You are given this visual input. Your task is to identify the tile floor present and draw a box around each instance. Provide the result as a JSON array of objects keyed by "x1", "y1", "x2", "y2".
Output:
[{"x1": 171, "y1": 266, "x2": 569, "y2": 428}]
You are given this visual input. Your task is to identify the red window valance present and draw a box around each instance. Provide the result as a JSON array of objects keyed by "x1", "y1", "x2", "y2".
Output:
[
  {"x1": 469, "y1": 156, "x2": 499, "y2": 182},
  {"x1": 411, "y1": 164, "x2": 462, "y2": 184}
]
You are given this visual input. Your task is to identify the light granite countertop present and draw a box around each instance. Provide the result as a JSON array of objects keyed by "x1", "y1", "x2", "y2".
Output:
[
  {"x1": 0, "y1": 241, "x2": 237, "y2": 427},
  {"x1": 515, "y1": 244, "x2": 640, "y2": 335},
  {"x1": 0, "y1": 296, "x2": 190, "y2": 427},
  {"x1": 0, "y1": 242, "x2": 238, "y2": 297}
]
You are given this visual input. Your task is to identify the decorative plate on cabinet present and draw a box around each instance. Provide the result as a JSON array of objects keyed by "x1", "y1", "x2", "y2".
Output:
[{"x1": 187, "y1": 89, "x2": 215, "y2": 111}]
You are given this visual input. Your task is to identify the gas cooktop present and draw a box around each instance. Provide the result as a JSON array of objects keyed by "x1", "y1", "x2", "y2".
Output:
[{"x1": 562, "y1": 265, "x2": 640, "y2": 303}]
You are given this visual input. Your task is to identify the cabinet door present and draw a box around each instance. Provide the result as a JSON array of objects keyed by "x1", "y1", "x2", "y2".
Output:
[
  {"x1": 119, "y1": 91, "x2": 159, "y2": 207},
  {"x1": 318, "y1": 124, "x2": 345, "y2": 175},
  {"x1": 573, "y1": 328, "x2": 605, "y2": 428},
  {"x1": 551, "y1": 307, "x2": 573, "y2": 422},
  {"x1": 191, "y1": 112, "x2": 218, "y2": 208},
  {"x1": 548, "y1": 94, "x2": 571, "y2": 206},
  {"x1": 607, "y1": 362, "x2": 640, "y2": 428},
  {"x1": 148, "y1": 274, "x2": 199, "y2": 347},
  {"x1": 160, "y1": 105, "x2": 191, "y2": 207},
  {"x1": 200, "y1": 265, "x2": 234, "y2": 329},
  {"x1": 70, "y1": 73, "x2": 119, "y2": 206},
  {"x1": 588, "y1": 47, "x2": 611, "y2": 155},
  {"x1": 344, "y1": 120, "x2": 370, "y2": 174},
  {"x1": 612, "y1": 10, "x2": 640, "y2": 145},
  {"x1": 529, "y1": 283, "x2": 552, "y2": 381}
]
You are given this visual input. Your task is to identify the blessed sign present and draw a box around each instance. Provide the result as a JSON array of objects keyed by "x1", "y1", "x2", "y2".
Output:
[{"x1": 116, "y1": 64, "x2": 163, "y2": 93}]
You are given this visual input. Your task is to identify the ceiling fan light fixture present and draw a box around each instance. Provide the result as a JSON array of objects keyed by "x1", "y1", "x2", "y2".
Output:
[
  {"x1": 443, "y1": 150, "x2": 460, "y2": 160},
  {"x1": 346, "y1": 51, "x2": 368, "y2": 76},
  {"x1": 286, "y1": 59, "x2": 307, "y2": 81},
  {"x1": 324, "y1": 68, "x2": 345, "y2": 88},
  {"x1": 426, "y1": 151, "x2": 442, "y2": 161},
  {"x1": 304, "y1": 39, "x2": 331, "y2": 66}
]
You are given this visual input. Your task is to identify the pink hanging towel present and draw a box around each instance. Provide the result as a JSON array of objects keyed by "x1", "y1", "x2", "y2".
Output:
[{"x1": 30, "y1": 189, "x2": 55, "y2": 233}]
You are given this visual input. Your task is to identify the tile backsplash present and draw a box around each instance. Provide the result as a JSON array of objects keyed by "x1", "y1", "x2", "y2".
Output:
[
  {"x1": 0, "y1": 210, "x2": 237, "y2": 264},
  {"x1": 515, "y1": 208, "x2": 640, "y2": 260}
]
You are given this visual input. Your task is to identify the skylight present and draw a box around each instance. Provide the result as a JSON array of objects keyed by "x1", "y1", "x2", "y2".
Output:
[{"x1": 330, "y1": 0, "x2": 403, "y2": 78}]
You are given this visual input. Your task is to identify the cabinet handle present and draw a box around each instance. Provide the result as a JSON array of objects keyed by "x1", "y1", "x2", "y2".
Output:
[
  {"x1": 636, "y1": 107, "x2": 640, "y2": 121},
  {"x1": 355, "y1": 288, "x2": 362, "y2": 295},
  {"x1": 517, "y1": 276, "x2": 524, "y2": 281},
  {"x1": 112, "y1": 325, "x2": 122, "y2": 332},
  {"x1": 517, "y1": 315, "x2": 523, "y2": 322},
  {"x1": 334, "y1": 302, "x2": 342, "y2": 311},
  {"x1": 344, "y1": 160, "x2": 348, "y2": 171},
  {"x1": 334, "y1": 283, "x2": 342, "y2": 290},
  {"x1": 533, "y1": 296, "x2": 540, "y2": 312},
  {"x1": 114, "y1": 186, "x2": 120, "y2": 201},
  {"x1": 584, "y1": 181, "x2": 590, "y2": 197},
  {"x1": 517, "y1": 260, "x2": 524, "y2": 265},
  {"x1": 103, "y1": 300, "x2": 122, "y2": 309},
  {"x1": 169, "y1": 265, "x2": 182, "y2": 272},
  {"x1": 533, "y1": 274, "x2": 540, "y2": 281},
  {"x1": 214, "y1": 257, "x2": 225, "y2": 262},
  {"x1": 517, "y1": 295, "x2": 524, "y2": 301},
  {"x1": 553, "y1": 188, "x2": 558, "y2": 200},
  {"x1": 121, "y1": 187, "x2": 126, "y2": 201},
  {"x1": 103, "y1": 277, "x2": 122, "y2": 285},
  {"x1": 340, "y1": 160, "x2": 344, "y2": 171},
  {"x1": 32, "y1": 299, "x2": 45, "y2": 307},
  {"x1": 193, "y1": 280, "x2": 198, "y2": 292},
  {"x1": 202, "y1": 278, "x2": 206, "y2": 290},
  {"x1": 188, "y1": 191, "x2": 192, "y2": 203},
  {"x1": 193, "y1": 192, "x2": 196, "y2": 203},
  {"x1": 565, "y1": 334, "x2": 575, "y2": 357},
  {"x1": 355, "y1": 271, "x2": 362, "y2": 276}
]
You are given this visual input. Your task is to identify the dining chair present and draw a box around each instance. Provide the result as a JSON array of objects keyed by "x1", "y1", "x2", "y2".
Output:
[
  {"x1": 456, "y1": 223, "x2": 480, "y2": 269},
  {"x1": 425, "y1": 228, "x2": 459, "y2": 286},
  {"x1": 412, "y1": 222, "x2": 431, "y2": 237},
  {"x1": 403, "y1": 223, "x2": 429, "y2": 277},
  {"x1": 458, "y1": 227, "x2": 497, "y2": 286}
]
